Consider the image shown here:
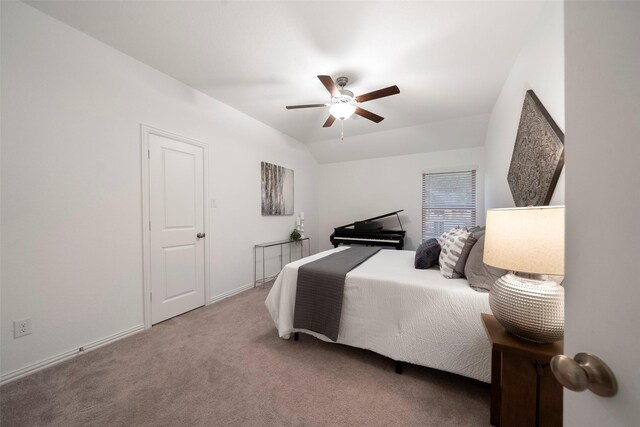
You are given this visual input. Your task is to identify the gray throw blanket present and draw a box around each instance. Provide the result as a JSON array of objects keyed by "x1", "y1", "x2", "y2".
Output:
[{"x1": 293, "y1": 247, "x2": 381, "y2": 341}]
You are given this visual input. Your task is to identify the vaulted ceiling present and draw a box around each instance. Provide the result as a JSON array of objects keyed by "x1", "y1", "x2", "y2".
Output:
[{"x1": 27, "y1": 1, "x2": 543, "y2": 151}]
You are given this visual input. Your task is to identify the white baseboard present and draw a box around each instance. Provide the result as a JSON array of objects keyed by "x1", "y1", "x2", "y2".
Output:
[
  {"x1": 1, "y1": 283, "x2": 256, "y2": 386},
  {"x1": 0, "y1": 324, "x2": 144, "y2": 386},
  {"x1": 209, "y1": 282, "x2": 255, "y2": 304}
]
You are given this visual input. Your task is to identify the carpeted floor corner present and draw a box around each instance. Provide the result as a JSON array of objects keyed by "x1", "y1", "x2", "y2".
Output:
[{"x1": 0, "y1": 286, "x2": 490, "y2": 426}]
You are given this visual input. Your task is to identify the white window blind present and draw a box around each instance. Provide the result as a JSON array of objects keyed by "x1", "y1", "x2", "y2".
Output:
[{"x1": 422, "y1": 170, "x2": 477, "y2": 241}]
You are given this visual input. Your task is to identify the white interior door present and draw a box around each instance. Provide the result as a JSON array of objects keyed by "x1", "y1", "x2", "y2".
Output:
[
  {"x1": 149, "y1": 133, "x2": 205, "y2": 324},
  {"x1": 565, "y1": 2, "x2": 640, "y2": 425}
]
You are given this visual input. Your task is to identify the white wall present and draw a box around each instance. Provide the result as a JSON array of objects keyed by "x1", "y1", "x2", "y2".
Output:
[
  {"x1": 308, "y1": 114, "x2": 489, "y2": 164},
  {"x1": 0, "y1": 2, "x2": 318, "y2": 379},
  {"x1": 564, "y1": 2, "x2": 640, "y2": 425},
  {"x1": 483, "y1": 1, "x2": 565, "y2": 209},
  {"x1": 318, "y1": 147, "x2": 485, "y2": 252}
]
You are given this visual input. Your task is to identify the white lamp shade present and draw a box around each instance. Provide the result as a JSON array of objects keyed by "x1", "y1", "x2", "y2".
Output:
[
  {"x1": 484, "y1": 206, "x2": 564, "y2": 275},
  {"x1": 329, "y1": 103, "x2": 356, "y2": 120}
]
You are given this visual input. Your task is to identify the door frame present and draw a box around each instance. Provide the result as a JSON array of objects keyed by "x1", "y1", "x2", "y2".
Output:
[{"x1": 140, "y1": 124, "x2": 211, "y2": 329}]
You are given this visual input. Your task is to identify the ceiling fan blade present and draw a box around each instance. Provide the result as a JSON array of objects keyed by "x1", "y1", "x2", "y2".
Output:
[
  {"x1": 323, "y1": 115, "x2": 336, "y2": 128},
  {"x1": 318, "y1": 75, "x2": 341, "y2": 97},
  {"x1": 355, "y1": 107, "x2": 384, "y2": 123},
  {"x1": 355, "y1": 85, "x2": 400, "y2": 103},
  {"x1": 285, "y1": 103, "x2": 326, "y2": 109}
]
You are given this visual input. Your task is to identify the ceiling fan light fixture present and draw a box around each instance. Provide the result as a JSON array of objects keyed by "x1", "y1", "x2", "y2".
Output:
[
  {"x1": 329, "y1": 102, "x2": 356, "y2": 120},
  {"x1": 286, "y1": 75, "x2": 399, "y2": 127}
]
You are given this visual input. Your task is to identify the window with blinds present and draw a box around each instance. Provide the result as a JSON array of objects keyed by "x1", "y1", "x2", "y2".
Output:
[{"x1": 422, "y1": 170, "x2": 477, "y2": 241}]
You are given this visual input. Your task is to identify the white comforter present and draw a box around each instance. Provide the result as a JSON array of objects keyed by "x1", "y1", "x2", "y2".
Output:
[{"x1": 265, "y1": 247, "x2": 493, "y2": 383}]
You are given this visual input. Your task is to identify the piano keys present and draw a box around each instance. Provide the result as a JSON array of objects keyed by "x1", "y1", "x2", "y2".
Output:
[{"x1": 330, "y1": 210, "x2": 406, "y2": 250}]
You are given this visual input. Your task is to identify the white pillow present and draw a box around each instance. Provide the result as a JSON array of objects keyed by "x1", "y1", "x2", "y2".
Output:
[
  {"x1": 439, "y1": 227, "x2": 472, "y2": 279},
  {"x1": 437, "y1": 227, "x2": 461, "y2": 246}
]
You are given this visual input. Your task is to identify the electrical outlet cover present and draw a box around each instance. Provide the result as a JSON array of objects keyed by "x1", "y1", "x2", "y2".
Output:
[{"x1": 14, "y1": 318, "x2": 32, "y2": 338}]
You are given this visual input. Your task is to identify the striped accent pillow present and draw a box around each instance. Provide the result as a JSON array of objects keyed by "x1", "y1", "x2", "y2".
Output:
[
  {"x1": 439, "y1": 227, "x2": 472, "y2": 279},
  {"x1": 437, "y1": 227, "x2": 462, "y2": 246}
]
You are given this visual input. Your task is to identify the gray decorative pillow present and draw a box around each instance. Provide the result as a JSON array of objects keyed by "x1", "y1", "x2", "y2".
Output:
[
  {"x1": 468, "y1": 226, "x2": 486, "y2": 240},
  {"x1": 452, "y1": 234, "x2": 479, "y2": 278},
  {"x1": 464, "y1": 235, "x2": 508, "y2": 292},
  {"x1": 414, "y1": 238, "x2": 441, "y2": 269},
  {"x1": 439, "y1": 228, "x2": 472, "y2": 279}
]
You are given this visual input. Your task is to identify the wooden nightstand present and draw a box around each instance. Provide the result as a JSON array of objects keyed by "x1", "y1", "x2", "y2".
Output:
[{"x1": 481, "y1": 313, "x2": 563, "y2": 427}]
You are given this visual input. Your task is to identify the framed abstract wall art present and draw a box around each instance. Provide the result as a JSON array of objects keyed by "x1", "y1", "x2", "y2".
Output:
[{"x1": 261, "y1": 161, "x2": 294, "y2": 215}]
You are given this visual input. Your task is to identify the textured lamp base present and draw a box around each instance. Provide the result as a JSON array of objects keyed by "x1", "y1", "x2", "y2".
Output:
[{"x1": 489, "y1": 273, "x2": 564, "y2": 343}]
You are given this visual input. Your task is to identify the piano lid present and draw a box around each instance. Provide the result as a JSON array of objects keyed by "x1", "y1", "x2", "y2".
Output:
[{"x1": 336, "y1": 210, "x2": 404, "y2": 231}]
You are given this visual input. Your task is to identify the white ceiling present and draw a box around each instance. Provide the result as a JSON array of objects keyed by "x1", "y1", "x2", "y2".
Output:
[{"x1": 27, "y1": 1, "x2": 543, "y2": 146}]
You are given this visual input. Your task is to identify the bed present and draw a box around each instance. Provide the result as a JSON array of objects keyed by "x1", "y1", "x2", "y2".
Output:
[{"x1": 265, "y1": 247, "x2": 493, "y2": 383}]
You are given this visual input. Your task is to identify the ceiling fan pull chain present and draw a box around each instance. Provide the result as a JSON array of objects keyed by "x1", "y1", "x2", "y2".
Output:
[{"x1": 341, "y1": 120, "x2": 344, "y2": 141}]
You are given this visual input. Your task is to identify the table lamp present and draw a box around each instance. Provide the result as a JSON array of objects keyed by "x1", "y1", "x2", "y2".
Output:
[{"x1": 484, "y1": 206, "x2": 565, "y2": 343}]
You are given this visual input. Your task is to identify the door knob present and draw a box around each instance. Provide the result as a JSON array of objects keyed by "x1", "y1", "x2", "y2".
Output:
[
  {"x1": 550, "y1": 353, "x2": 617, "y2": 396},
  {"x1": 197, "y1": 233, "x2": 206, "y2": 239}
]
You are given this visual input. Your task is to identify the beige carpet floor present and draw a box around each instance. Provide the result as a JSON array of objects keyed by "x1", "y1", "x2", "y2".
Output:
[{"x1": 1, "y1": 286, "x2": 490, "y2": 426}]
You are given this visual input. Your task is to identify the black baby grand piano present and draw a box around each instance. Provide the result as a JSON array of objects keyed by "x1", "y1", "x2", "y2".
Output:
[{"x1": 330, "y1": 210, "x2": 406, "y2": 250}]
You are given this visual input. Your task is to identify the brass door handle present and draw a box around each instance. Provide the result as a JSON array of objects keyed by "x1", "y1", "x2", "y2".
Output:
[{"x1": 550, "y1": 353, "x2": 617, "y2": 396}]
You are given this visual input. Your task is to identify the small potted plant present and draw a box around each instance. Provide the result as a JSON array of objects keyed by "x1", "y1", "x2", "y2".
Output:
[{"x1": 290, "y1": 229, "x2": 301, "y2": 242}]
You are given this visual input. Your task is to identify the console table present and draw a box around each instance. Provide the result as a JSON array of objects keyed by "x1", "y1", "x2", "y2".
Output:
[
  {"x1": 254, "y1": 238, "x2": 310, "y2": 288},
  {"x1": 481, "y1": 313, "x2": 563, "y2": 427}
]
